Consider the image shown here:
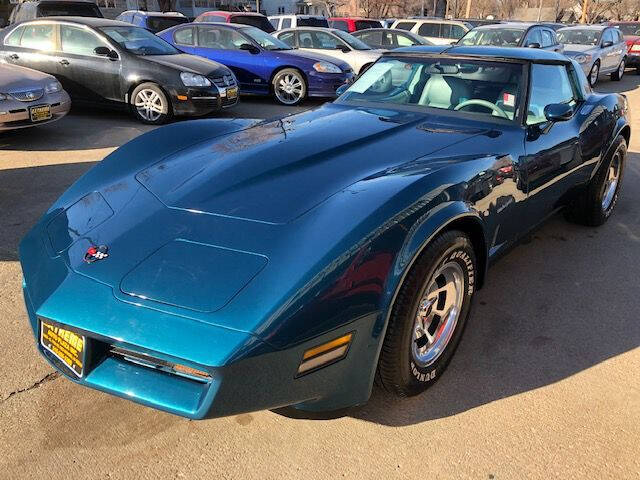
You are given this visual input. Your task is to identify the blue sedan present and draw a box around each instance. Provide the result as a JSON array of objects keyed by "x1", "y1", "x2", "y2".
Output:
[
  {"x1": 158, "y1": 23, "x2": 354, "y2": 105},
  {"x1": 20, "y1": 47, "x2": 629, "y2": 419}
]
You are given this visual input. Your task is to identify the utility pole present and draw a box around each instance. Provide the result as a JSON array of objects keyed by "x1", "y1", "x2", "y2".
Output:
[
  {"x1": 421, "y1": 0, "x2": 425, "y2": 17},
  {"x1": 537, "y1": 0, "x2": 542, "y2": 21},
  {"x1": 581, "y1": 0, "x2": 588, "y2": 23},
  {"x1": 465, "y1": 0, "x2": 471, "y2": 18}
]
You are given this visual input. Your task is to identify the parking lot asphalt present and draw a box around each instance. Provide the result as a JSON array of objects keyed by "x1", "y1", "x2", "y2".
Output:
[{"x1": 1, "y1": 79, "x2": 639, "y2": 479}]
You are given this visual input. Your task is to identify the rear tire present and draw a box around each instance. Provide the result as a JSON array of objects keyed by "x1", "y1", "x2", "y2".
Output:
[
  {"x1": 611, "y1": 58, "x2": 625, "y2": 81},
  {"x1": 130, "y1": 82, "x2": 172, "y2": 125},
  {"x1": 565, "y1": 135, "x2": 626, "y2": 226},
  {"x1": 376, "y1": 230, "x2": 476, "y2": 397}
]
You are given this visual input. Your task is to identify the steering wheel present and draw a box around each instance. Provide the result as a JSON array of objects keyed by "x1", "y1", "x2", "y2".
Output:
[{"x1": 454, "y1": 99, "x2": 509, "y2": 119}]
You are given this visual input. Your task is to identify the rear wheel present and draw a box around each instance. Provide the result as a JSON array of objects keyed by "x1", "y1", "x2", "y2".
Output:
[
  {"x1": 565, "y1": 135, "x2": 626, "y2": 226},
  {"x1": 611, "y1": 58, "x2": 625, "y2": 81},
  {"x1": 376, "y1": 230, "x2": 476, "y2": 397},
  {"x1": 589, "y1": 61, "x2": 600, "y2": 87},
  {"x1": 272, "y1": 68, "x2": 306, "y2": 106},
  {"x1": 130, "y1": 83, "x2": 171, "y2": 125}
]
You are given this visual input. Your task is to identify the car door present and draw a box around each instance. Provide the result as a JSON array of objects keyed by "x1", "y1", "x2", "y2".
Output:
[
  {"x1": 600, "y1": 28, "x2": 618, "y2": 71},
  {"x1": 57, "y1": 24, "x2": 122, "y2": 104},
  {"x1": 522, "y1": 63, "x2": 589, "y2": 225},
  {"x1": 610, "y1": 28, "x2": 626, "y2": 69},
  {"x1": 2, "y1": 22, "x2": 63, "y2": 76}
]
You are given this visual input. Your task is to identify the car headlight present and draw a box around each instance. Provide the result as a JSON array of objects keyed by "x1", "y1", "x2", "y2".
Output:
[
  {"x1": 313, "y1": 61, "x2": 342, "y2": 74},
  {"x1": 180, "y1": 72, "x2": 212, "y2": 87},
  {"x1": 45, "y1": 80, "x2": 62, "y2": 94},
  {"x1": 574, "y1": 54, "x2": 592, "y2": 64}
]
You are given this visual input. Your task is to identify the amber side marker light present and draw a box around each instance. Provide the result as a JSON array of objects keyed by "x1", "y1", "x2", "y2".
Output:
[
  {"x1": 297, "y1": 333, "x2": 353, "y2": 376},
  {"x1": 176, "y1": 95, "x2": 188, "y2": 101}
]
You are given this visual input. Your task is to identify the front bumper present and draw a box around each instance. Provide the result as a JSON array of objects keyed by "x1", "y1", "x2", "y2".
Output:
[
  {"x1": 0, "y1": 91, "x2": 71, "y2": 131},
  {"x1": 307, "y1": 71, "x2": 355, "y2": 98},
  {"x1": 167, "y1": 84, "x2": 239, "y2": 117}
]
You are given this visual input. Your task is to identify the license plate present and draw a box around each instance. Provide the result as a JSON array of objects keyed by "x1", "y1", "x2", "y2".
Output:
[
  {"x1": 40, "y1": 321, "x2": 84, "y2": 377},
  {"x1": 226, "y1": 87, "x2": 238, "y2": 100},
  {"x1": 30, "y1": 104, "x2": 52, "y2": 122}
]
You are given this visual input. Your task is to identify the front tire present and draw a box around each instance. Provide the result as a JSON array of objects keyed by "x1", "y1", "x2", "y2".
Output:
[
  {"x1": 376, "y1": 230, "x2": 476, "y2": 397},
  {"x1": 611, "y1": 58, "x2": 625, "y2": 81},
  {"x1": 589, "y1": 61, "x2": 600, "y2": 87},
  {"x1": 130, "y1": 83, "x2": 172, "y2": 125},
  {"x1": 565, "y1": 135, "x2": 626, "y2": 226},
  {"x1": 272, "y1": 68, "x2": 306, "y2": 106}
]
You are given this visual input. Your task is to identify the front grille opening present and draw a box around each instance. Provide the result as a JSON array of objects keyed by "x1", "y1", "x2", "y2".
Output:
[{"x1": 109, "y1": 346, "x2": 211, "y2": 383}]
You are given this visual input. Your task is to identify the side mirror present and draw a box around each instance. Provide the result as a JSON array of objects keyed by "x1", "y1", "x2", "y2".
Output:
[
  {"x1": 335, "y1": 83, "x2": 349, "y2": 96},
  {"x1": 527, "y1": 42, "x2": 541, "y2": 48},
  {"x1": 94, "y1": 46, "x2": 118, "y2": 59},
  {"x1": 602, "y1": 40, "x2": 613, "y2": 48},
  {"x1": 544, "y1": 103, "x2": 573, "y2": 123},
  {"x1": 335, "y1": 44, "x2": 350, "y2": 52},
  {"x1": 239, "y1": 43, "x2": 260, "y2": 54}
]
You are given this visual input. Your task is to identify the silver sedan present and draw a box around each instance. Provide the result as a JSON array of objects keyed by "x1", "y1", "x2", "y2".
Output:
[{"x1": 0, "y1": 63, "x2": 71, "y2": 131}]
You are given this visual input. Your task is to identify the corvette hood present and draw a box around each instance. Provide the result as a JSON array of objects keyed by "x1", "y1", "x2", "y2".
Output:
[{"x1": 137, "y1": 104, "x2": 487, "y2": 224}]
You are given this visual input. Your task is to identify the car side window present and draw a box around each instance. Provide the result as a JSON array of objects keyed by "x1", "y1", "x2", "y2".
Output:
[
  {"x1": 450, "y1": 24, "x2": 466, "y2": 39},
  {"x1": 527, "y1": 64, "x2": 577, "y2": 125},
  {"x1": 60, "y1": 25, "x2": 108, "y2": 56},
  {"x1": 198, "y1": 27, "x2": 245, "y2": 49},
  {"x1": 418, "y1": 22, "x2": 440, "y2": 37},
  {"x1": 281, "y1": 18, "x2": 291, "y2": 29},
  {"x1": 394, "y1": 33, "x2": 415, "y2": 46},
  {"x1": 524, "y1": 28, "x2": 542, "y2": 47},
  {"x1": 174, "y1": 26, "x2": 194, "y2": 46},
  {"x1": 541, "y1": 29, "x2": 554, "y2": 47},
  {"x1": 395, "y1": 21, "x2": 416, "y2": 31},
  {"x1": 602, "y1": 29, "x2": 614, "y2": 45},
  {"x1": 20, "y1": 23, "x2": 55, "y2": 50},
  {"x1": 359, "y1": 30, "x2": 381, "y2": 44},
  {"x1": 305, "y1": 31, "x2": 340, "y2": 49},
  {"x1": 278, "y1": 31, "x2": 295, "y2": 46},
  {"x1": 4, "y1": 25, "x2": 25, "y2": 46},
  {"x1": 330, "y1": 20, "x2": 348, "y2": 31}
]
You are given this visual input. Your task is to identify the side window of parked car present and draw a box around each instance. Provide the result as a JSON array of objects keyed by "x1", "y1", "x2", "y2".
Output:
[
  {"x1": 524, "y1": 28, "x2": 542, "y2": 47},
  {"x1": 278, "y1": 31, "x2": 295, "y2": 46},
  {"x1": 4, "y1": 25, "x2": 25, "y2": 46},
  {"x1": 418, "y1": 22, "x2": 440, "y2": 38},
  {"x1": 602, "y1": 29, "x2": 614, "y2": 46},
  {"x1": 281, "y1": 18, "x2": 291, "y2": 29},
  {"x1": 330, "y1": 20, "x2": 348, "y2": 31},
  {"x1": 358, "y1": 30, "x2": 381, "y2": 45},
  {"x1": 393, "y1": 33, "x2": 415, "y2": 46},
  {"x1": 300, "y1": 31, "x2": 339, "y2": 49},
  {"x1": 394, "y1": 21, "x2": 416, "y2": 31},
  {"x1": 174, "y1": 26, "x2": 194, "y2": 46},
  {"x1": 20, "y1": 23, "x2": 55, "y2": 50},
  {"x1": 449, "y1": 24, "x2": 466, "y2": 39},
  {"x1": 60, "y1": 25, "x2": 107, "y2": 56},
  {"x1": 527, "y1": 64, "x2": 576, "y2": 125},
  {"x1": 541, "y1": 29, "x2": 554, "y2": 47},
  {"x1": 199, "y1": 27, "x2": 245, "y2": 49},
  {"x1": 614, "y1": 29, "x2": 624, "y2": 43}
]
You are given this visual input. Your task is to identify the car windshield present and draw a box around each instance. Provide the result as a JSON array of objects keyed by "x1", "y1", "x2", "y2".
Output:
[
  {"x1": 337, "y1": 56, "x2": 523, "y2": 121},
  {"x1": 147, "y1": 15, "x2": 188, "y2": 33},
  {"x1": 232, "y1": 14, "x2": 275, "y2": 33},
  {"x1": 298, "y1": 17, "x2": 328, "y2": 27},
  {"x1": 458, "y1": 28, "x2": 525, "y2": 46},
  {"x1": 557, "y1": 29, "x2": 601, "y2": 45},
  {"x1": 611, "y1": 24, "x2": 640, "y2": 36},
  {"x1": 333, "y1": 29, "x2": 371, "y2": 50},
  {"x1": 241, "y1": 26, "x2": 291, "y2": 50},
  {"x1": 100, "y1": 26, "x2": 180, "y2": 55}
]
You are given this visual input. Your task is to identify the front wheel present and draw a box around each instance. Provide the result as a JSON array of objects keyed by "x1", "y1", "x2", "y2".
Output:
[
  {"x1": 589, "y1": 61, "x2": 600, "y2": 87},
  {"x1": 376, "y1": 230, "x2": 476, "y2": 397},
  {"x1": 272, "y1": 68, "x2": 306, "y2": 106},
  {"x1": 130, "y1": 83, "x2": 172, "y2": 125},
  {"x1": 611, "y1": 58, "x2": 625, "y2": 81}
]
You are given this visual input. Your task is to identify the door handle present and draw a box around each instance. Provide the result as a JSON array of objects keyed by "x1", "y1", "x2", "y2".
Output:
[
  {"x1": 8, "y1": 54, "x2": 19, "y2": 60},
  {"x1": 59, "y1": 59, "x2": 70, "y2": 66}
]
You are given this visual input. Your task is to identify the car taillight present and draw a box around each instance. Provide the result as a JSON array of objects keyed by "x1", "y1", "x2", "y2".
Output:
[{"x1": 631, "y1": 43, "x2": 640, "y2": 52}]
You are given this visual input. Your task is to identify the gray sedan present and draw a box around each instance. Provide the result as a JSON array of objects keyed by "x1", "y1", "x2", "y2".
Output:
[
  {"x1": 0, "y1": 63, "x2": 70, "y2": 131},
  {"x1": 557, "y1": 25, "x2": 627, "y2": 86}
]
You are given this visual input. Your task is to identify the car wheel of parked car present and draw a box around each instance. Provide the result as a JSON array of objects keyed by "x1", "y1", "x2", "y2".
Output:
[
  {"x1": 131, "y1": 83, "x2": 172, "y2": 125},
  {"x1": 272, "y1": 68, "x2": 306, "y2": 106},
  {"x1": 611, "y1": 58, "x2": 625, "y2": 81},
  {"x1": 589, "y1": 61, "x2": 600, "y2": 87},
  {"x1": 376, "y1": 230, "x2": 476, "y2": 397},
  {"x1": 566, "y1": 135, "x2": 626, "y2": 226}
]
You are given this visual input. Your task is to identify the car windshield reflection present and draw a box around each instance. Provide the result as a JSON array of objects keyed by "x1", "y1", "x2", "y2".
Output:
[{"x1": 100, "y1": 26, "x2": 180, "y2": 55}]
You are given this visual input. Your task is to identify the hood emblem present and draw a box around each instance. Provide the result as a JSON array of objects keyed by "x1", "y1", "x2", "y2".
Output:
[{"x1": 84, "y1": 245, "x2": 109, "y2": 263}]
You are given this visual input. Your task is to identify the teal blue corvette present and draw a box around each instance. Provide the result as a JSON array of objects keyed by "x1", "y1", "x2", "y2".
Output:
[{"x1": 20, "y1": 46, "x2": 630, "y2": 419}]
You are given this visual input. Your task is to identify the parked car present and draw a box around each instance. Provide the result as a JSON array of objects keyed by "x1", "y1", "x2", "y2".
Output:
[
  {"x1": 0, "y1": 18, "x2": 238, "y2": 124},
  {"x1": 457, "y1": 18, "x2": 503, "y2": 27},
  {"x1": 7, "y1": 0, "x2": 102, "y2": 25},
  {"x1": 274, "y1": 27, "x2": 381, "y2": 74},
  {"x1": 194, "y1": 11, "x2": 275, "y2": 33},
  {"x1": 608, "y1": 22, "x2": 640, "y2": 73},
  {"x1": 557, "y1": 25, "x2": 626, "y2": 86},
  {"x1": 268, "y1": 14, "x2": 328, "y2": 30},
  {"x1": 19, "y1": 46, "x2": 630, "y2": 419},
  {"x1": 159, "y1": 23, "x2": 353, "y2": 105},
  {"x1": 352, "y1": 27, "x2": 432, "y2": 49},
  {"x1": 0, "y1": 63, "x2": 70, "y2": 130},
  {"x1": 457, "y1": 23, "x2": 563, "y2": 53},
  {"x1": 329, "y1": 17, "x2": 382, "y2": 32},
  {"x1": 115, "y1": 10, "x2": 188, "y2": 34},
  {"x1": 391, "y1": 18, "x2": 470, "y2": 45}
]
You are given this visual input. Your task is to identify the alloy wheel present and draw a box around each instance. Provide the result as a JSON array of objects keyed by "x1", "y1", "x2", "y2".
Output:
[
  {"x1": 134, "y1": 88, "x2": 164, "y2": 122},
  {"x1": 411, "y1": 261, "x2": 464, "y2": 367},
  {"x1": 274, "y1": 72, "x2": 304, "y2": 105},
  {"x1": 601, "y1": 149, "x2": 621, "y2": 211},
  {"x1": 590, "y1": 63, "x2": 599, "y2": 86}
]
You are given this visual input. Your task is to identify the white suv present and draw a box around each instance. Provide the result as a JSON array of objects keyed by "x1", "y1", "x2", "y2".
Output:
[
  {"x1": 391, "y1": 18, "x2": 471, "y2": 45},
  {"x1": 268, "y1": 15, "x2": 328, "y2": 31}
]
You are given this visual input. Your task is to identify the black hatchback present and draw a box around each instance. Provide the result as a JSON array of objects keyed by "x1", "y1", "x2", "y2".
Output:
[{"x1": 0, "y1": 17, "x2": 239, "y2": 124}]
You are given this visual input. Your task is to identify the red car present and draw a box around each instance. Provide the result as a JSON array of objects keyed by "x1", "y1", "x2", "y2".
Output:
[
  {"x1": 194, "y1": 11, "x2": 275, "y2": 33},
  {"x1": 328, "y1": 17, "x2": 382, "y2": 33},
  {"x1": 609, "y1": 22, "x2": 640, "y2": 72}
]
